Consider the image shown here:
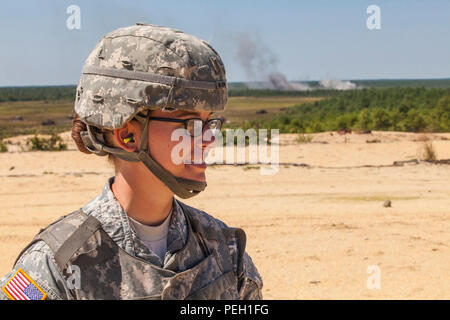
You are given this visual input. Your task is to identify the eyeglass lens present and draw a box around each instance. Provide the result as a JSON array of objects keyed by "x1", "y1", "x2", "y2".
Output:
[{"x1": 186, "y1": 119, "x2": 222, "y2": 136}]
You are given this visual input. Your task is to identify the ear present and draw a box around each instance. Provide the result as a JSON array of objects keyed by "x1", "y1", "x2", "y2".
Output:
[{"x1": 113, "y1": 122, "x2": 140, "y2": 152}]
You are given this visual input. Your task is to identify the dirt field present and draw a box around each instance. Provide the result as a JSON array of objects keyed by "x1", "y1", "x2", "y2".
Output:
[{"x1": 1, "y1": 131, "x2": 449, "y2": 299}]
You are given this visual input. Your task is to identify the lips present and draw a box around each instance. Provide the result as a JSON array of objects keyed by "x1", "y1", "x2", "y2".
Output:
[{"x1": 189, "y1": 162, "x2": 207, "y2": 169}]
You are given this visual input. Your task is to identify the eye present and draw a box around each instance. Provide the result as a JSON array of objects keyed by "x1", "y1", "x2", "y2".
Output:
[
  {"x1": 206, "y1": 119, "x2": 222, "y2": 131},
  {"x1": 185, "y1": 119, "x2": 203, "y2": 136}
]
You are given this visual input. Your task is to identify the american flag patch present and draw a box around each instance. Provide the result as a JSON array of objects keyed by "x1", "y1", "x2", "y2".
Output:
[{"x1": 2, "y1": 269, "x2": 47, "y2": 300}]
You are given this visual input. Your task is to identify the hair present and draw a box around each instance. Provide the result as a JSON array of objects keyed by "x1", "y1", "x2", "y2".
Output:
[{"x1": 71, "y1": 112, "x2": 116, "y2": 166}]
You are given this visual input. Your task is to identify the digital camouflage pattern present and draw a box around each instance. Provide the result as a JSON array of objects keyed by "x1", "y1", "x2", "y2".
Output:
[
  {"x1": 75, "y1": 23, "x2": 227, "y2": 130},
  {"x1": 0, "y1": 177, "x2": 263, "y2": 300}
]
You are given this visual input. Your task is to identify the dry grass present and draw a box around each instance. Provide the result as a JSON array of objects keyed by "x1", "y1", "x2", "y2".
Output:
[
  {"x1": 0, "y1": 100, "x2": 74, "y2": 140},
  {"x1": 222, "y1": 96, "x2": 323, "y2": 124},
  {"x1": 418, "y1": 135, "x2": 438, "y2": 161},
  {"x1": 296, "y1": 134, "x2": 313, "y2": 143}
]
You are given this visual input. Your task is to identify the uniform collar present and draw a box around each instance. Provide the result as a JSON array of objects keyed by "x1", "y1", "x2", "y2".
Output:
[{"x1": 82, "y1": 176, "x2": 188, "y2": 266}]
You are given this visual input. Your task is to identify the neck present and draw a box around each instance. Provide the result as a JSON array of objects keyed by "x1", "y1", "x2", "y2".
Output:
[{"x1": 111, "y1": 170, "x2": 174, "y2": 226}]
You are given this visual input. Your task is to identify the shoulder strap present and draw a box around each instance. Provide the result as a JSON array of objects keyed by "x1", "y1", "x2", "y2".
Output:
[
  {"x1": 49, "y1": 215, "x2": 101, "y2": 271},
  {"x1": 14, "y1": 209, "x2": 102, "y2": 273}
]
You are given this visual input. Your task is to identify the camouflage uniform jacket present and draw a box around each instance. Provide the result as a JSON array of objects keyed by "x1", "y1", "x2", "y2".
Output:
[{"x1": 0, "y1": 177, "x2": 263, "y2": 300}]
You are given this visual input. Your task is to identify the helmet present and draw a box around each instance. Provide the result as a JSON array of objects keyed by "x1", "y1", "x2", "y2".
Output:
[{"x1": 74, "y1": 23, "x2": 227, "y2": 198}]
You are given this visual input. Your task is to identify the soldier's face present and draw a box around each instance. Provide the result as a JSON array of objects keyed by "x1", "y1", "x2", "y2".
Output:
[{"x1": 147, "y1": 109, "x2": 216, "y2": 182}]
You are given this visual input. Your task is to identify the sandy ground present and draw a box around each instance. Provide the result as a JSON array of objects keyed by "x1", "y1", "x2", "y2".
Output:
[{"x1": 0, "y1": 131, "x2": 449, "y2": 299}]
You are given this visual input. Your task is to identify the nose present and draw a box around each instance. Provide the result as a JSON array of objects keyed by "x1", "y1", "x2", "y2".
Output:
[
  {"x1": 202, "y1": 128, "x2": 216, "y2": 145},
  {"x1": 191, "y1": 128, "x2": 216, "y2": 162}
]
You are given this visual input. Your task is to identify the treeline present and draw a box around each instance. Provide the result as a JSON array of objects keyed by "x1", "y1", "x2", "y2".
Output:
[
  {"x1": 244, "y1": 87, "x2": 450, "y2": 133},
  {"x1": 2, "y1": 78, "x2": 450, "y2": 102},
  {"x1": 3, "y1": 83, "x2": 450, "y2": 102},
  {"x1": 0, "y1": 86, "x2": 335, "y2": 101},
  {"x1": 0, "y1": 85, "x2": 336, "y2": 101},
  {"x1": 228, "y1": 78, "x2": 450, "y2": 90},
  {"x1": 351, "y1": 78, "x2": 450, "y2": 89},
  {"x1": 228, "y1": 88, "x2": 338, "y2": 97},
  {"x1": 0, "y1": 86, "x2": 76, "y2": 102},
  {"x1": 307, "y1": 79, "x2": 450, "y2": 89}
]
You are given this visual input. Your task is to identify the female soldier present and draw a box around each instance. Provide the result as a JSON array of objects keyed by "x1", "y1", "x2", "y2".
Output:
[{"x1": 0, "y1": 23, "x2": 262, "y2": 300}]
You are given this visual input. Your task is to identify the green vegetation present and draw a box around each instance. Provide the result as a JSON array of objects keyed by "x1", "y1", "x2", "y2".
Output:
[
  {"x1": 2, "y1": 78, "x2": 450, "y2": 103},
  {"x1": 221, "y1": 127, "x2": 276, "y2": 146},
  {"x1": 350, "y1": 78, "x2": 450, "y2": 89},
  {"x1": 0, "y1": 85, "x2": 449, "y2": 144},
  {"x1": 0, "y1": 86, "x2": 76, "y2": 102},
  {"x1": 26, "y1": 134, "x2": 67, "y2": 151},
  {"x1": 0, "y1": 140, "x2": 7, "y2": 152},
  {"x1": 245, "y1": 88, "x2": 450, "y2": 133}
]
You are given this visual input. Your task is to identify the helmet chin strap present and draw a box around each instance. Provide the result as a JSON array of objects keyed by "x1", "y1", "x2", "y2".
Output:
[
  {"x1": 84, "y1": 112, "x2": 207, "y2": 199},
  {"x1": 135, "y1": 112, "x2": 207, "y2": 199}
]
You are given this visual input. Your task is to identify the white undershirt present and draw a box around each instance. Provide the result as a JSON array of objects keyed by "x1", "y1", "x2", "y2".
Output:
[{"x1": 127, "y1": 208, "x2": 172, "y2": 261}]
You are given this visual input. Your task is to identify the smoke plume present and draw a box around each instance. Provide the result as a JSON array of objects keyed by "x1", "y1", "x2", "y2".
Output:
[
  {"x1": 234, "y1": 33, "x2": 357, "y2": 91},
  {"x1": 319, "y1": 79, "x2": 357, "y2": 90}
]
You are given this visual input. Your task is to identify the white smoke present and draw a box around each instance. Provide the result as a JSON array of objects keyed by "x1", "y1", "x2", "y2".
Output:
[
  {"x1": 267, "y1": 72, "x2": 312, "y2": 91},
  {"x1": 319, "y1": 79, "x2": 357, "y2": 90},
  {"x1": 234, "y1": 33, "x2": 311, "y2": 91},
  {"x1": 234, "y1": 33, "x2": 357, "y2": 91},
  {"x1": 235, "y1": 33, "x2": 277, "y2": 81}
]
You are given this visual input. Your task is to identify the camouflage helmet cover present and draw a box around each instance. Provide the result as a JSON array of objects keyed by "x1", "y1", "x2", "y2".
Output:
[{"x1": 75, "y1": 23, "x2": 227, "y2": 130}]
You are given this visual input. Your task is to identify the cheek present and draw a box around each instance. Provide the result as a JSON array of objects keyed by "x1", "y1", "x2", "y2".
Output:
[{"x1": 148, "y1": 126, "x2": 189, "y2": 168}]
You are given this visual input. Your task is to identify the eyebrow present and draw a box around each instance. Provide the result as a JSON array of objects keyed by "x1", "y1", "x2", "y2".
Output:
[
  {"x1": 176, "y1": 111, "x2": 198, "y2": 116},
  {"x1": 174, "y1": 110, "x2": 208, "y2": 117}
]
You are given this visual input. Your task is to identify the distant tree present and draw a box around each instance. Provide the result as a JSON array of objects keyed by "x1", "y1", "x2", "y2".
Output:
[
  {"x1": 432, "y1": 95, "x2": 450, "y2": 131},
  {"x1": 335, "y1": 114, "x2": 357, "y2": 131},
  {"x1": 390, "y1": 108, "x2": 403, "y2": 131},
  {"x1": 356, "y1": 108, "x2": 372, "y2": 131},
  {"x1": 289, "y1": 118, "x2": 304, "y2": 131},
  {"x1": 403, "y1": 109, "x2": 427, "y2": 132},
  {"x1": 372, "y1": 108, "x2": 391, "y2": 130}
]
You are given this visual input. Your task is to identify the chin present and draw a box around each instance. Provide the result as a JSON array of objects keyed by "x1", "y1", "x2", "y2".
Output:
[{"x1": 183, "y1": 164, "x2": 207, "y2": 182}]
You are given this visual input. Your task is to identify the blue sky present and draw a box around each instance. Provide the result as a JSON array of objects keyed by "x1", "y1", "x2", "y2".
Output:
[{"x1": 0, "y1": 0, "x2": 449, "y2": 86}]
